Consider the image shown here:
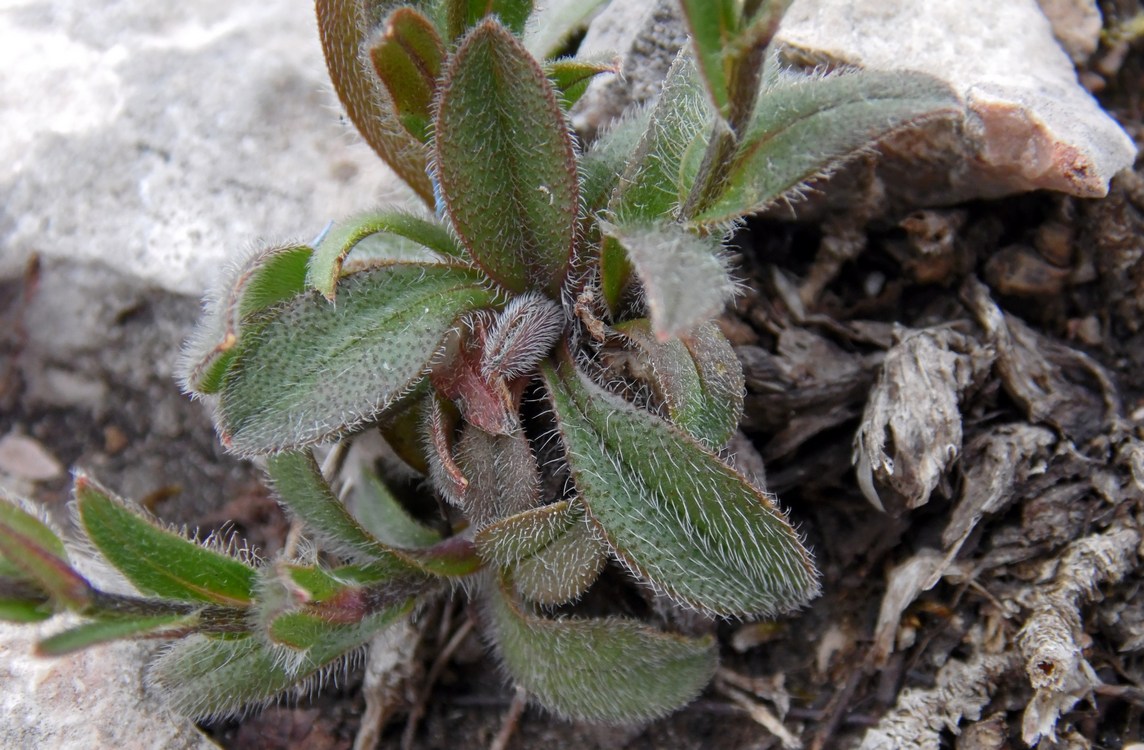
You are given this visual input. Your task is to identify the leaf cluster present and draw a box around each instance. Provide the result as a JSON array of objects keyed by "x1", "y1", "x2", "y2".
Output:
[{"x1": 2, "y1": 0, "x2": 959, "y2": 725}]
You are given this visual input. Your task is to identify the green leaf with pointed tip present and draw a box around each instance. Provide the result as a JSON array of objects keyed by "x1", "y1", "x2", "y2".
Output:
[
  {"x1": 369, "y1": 7, "x2": 445, "y2": 142},
  {"x1": 542, "y1": 357, "x2": 819, "y2": 618},
  {"x1": 181, "y1": 244, "x2": 313, "y2": 395},
  {"x1": 678, "y1": 0, "x2": 739, "y2": 118},
  {"x1": 37, "y1": 613, "x2": 199, "y2": 656},
  {"x1": 316, "y1": 0, "x2": 434, "y2": 204},
  {"x1": 512, "y1": 520, "x2": 606, "y2": 605},
  {"x1": 545, "y1": 57, "x2": 618, "y2": 108},
  {"x1": 0, "y1": 495, "x2": 91, "y2": 610},
  {"x1": 306, "y1": 212, "x2": 464, "y2": 300},
  {"x1": 475, "y1": 500, "x2": 576, "y2": 565},
  {"x1": 353, "y1": 469, "x2": 441, "y2": 549},
  {"x1": 610, "y1": 52, "x2": 712, "y2": 222},
  {"x1": 488, "y1": 578, "x2": 717, "y2": 722},
  {"x1": 691, "y1": 67, "x2": 960, "y2": 225},
  {"x1": 267, "y1": 451, "x2": 480, "y2": 577},
  {"x1": 600, "y1": 221, "x2": 733, "y2": 339},
  {"x1": 435, "y1": 19, "x2": 578, "y2": 295},
  {"x1": 613, "y1": 319, "x2": 744, "y2": 448},
  {"x1": 446, "y1": 0, "x2": 532, "y2": 39},
  {"x1": 148, "y1": 603, "x2": 411, "y2": 720},
  {"x1": 218, "y1": 263, "x2": 494, "y2": 455},
  {"x1": 524, "y1": 0, "x2": 609, "y2": 59},
  {"x1": 75, "y1": 476, "x2": 257, "y2": 606}
]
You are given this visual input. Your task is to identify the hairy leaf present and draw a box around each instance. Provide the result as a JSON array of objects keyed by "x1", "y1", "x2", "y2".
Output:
[
  {"x1": 579, "y1": 105, "x2": 652, "y2": 216},
  {"x1": 481, "y1": 291, "x2": 565, "y2": 381},
  {"x1": 613, "y1": 319, "x2": 744, "y2": 447},
  {"x1": 435, "y1": 19, "x2": 578, "y2": 295},
  {"x1": 316, "y1": 0, "x2": 434, "y2": 204},
  {"x1": 217, "y1": 263, "x2": 494, "y2": 455},
  {"x1": 488, "y1": 578, "x2": 717, "y2": 722},
  {"x1": 74, "y1": 476, "x2": 258, "y2": 606},
  {"x1": 453, "y1": 424, "x2": 542, "y2": 528},
  {"x1": 148, "y1": 603, "x2": 410, "y2": 720},
  {"x1": 512, "y1": 520, "x2": 606, "y2": 605},
  {"x1": 543, "y1": 357, "x2": 819, "y2": 618},
  {"x1": 369, "y1": 7, "x2": 445, "y2": 142},
  {"x1": 692, "y1": 67, "x2": 960, "y2": 225},
  {"x1": 37, "y1": 613, "x2": 199, "y2": 656},
  {"x1": 610, "y1": 52, "x2": 712, "y2": 223},
  {"x1": 0, "y1": 493, "x2": 91, "y2": 610},
  {"x1": 600, "y1": 221, "x2": 733, "y2": 340},
  {"x1": 0, "y1": 580, "x2": 52, "y2": 622},
  {"x1": 180, "y1": 244, "x2": 312, "y2": 395},
  {"x1": 307, "y1": 212, "x2": 463, "y2": 300},
  {"x1": 475, "y1": 500, "x2": 577, "y2": 565}
]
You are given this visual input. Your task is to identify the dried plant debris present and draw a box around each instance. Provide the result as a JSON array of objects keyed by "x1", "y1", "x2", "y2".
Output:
[
  {"x1": 859, "y1": 646, "x2": 1019, "y2": 750},
  {"x1": 853, "y1": 327, "x2": 993, "y2": 514},
  {"x1": 1018, "y1": 525, "x2": 1141, "y2": 745}
]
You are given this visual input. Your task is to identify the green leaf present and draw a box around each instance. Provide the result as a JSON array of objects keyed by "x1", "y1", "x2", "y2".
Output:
[
  {"x1": 315, "y1": 0, "x2": 434, "y2": 204},
  {"x1": 610, "y1": 52, "x2": 712, "y2": 223},
  {"x1": 217, "y1": 263, "x2": 494, "y2": 455},
  {"x1": 691, "y1": 67, "x2": 960, "y2": 225},
  {"x1": 446, "y1": 0, "x2": 532, "y2": 39},
  {"x1": 523, "y1": 0, "x2": 609, "y2": 59},
  {"x1": 0, "y1": 493, "x2": 91, "y2": 610},
  {"x1": 148, "y1": 603, "x2": 410, "y2": 720},
  {"x1": 306, "y1": 212, "x2": 464, "y2": 300},
  {"x1": 435, "y1": 19, "x2": 579, "y2": 295},
  {"x1": 580, "y1": 105, "x2": 652, "y2": 216},
  {"x1": 73, "y1": 475, "x2": 258, "y2": 606},
  {"x1": 613, "y1": 319, "x2": 744, "y2": 448},
  {"x1": 369, "y1": 7, "x2": 445, "y2": 142},
  {"x1": 37, "y1": 614, "x2": 199, "y2": 656},
  {"x1": 266, "y1": 451, "x2": 481, "y2": 577},
  {"x1": 512, "y1": 520, "x2": 605, "y2": 605},
  {"x1": 542, "y1": 357, "x2": 819, "y2": 618},
  {"x1": 544, "y1": 57, "x2": 618, "y2": 108},
  {"x1": 452, "y1": 425, "x2": 542, "y2": 528},
  {"x1": 353, "y1": 468, "x2": 441, "y2": 549},
  {"x1": 678, "y1": 0, "x2": 739, "y2": 117},
  {"x1": 600, "y1": 221, "x2": 733, "y2": 340},
  {"x1": 488, "y1": 578, "x2": 717, "y2": 723},
  {"x1": 180, "y1": 244, "x2": 313, "y2": 395},
  {"x1": 475, "y1": 501, "x2": 577, "y2": 565}
]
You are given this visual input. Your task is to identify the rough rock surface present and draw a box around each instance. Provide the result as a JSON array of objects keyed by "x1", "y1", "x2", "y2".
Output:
[{"x1": 775, "y1": 0, "x2": 1136, "y2": 201}]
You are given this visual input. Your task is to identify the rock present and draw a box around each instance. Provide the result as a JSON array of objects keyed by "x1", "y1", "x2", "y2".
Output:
[
  {"x1": 1036, "y1": 0, "x2": 1103, "y2": 62},
  {"x1": 1, "y1": 0, "x2": 411, "y2": 745},
  {"x1": 0, "y1": 431, "x2": 63, "y2": 482},
  {"x1": 0, "y1": 0, "x2": 413, "y2": 295},
  {"x1": 775, "y1": 0, "x2": 1136, "y2": 202},
  {"x1": 0, "y1": 617, "x2": 219, "y2": 750}
]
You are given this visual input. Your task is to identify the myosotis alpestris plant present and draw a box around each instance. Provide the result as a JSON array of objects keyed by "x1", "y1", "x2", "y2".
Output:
[{"x1": 0, "y1": 0, "x2": 958, "y2": 724}]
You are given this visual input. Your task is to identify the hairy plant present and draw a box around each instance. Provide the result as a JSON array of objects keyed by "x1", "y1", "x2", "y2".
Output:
[{"x1": 0, "y1": 0, "x2": 958, "y2": 725}]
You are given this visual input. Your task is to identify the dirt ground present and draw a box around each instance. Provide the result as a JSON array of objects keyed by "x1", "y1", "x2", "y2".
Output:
[{"x1": 5, "y1": 4, "x2": 1144, "y2": 750}]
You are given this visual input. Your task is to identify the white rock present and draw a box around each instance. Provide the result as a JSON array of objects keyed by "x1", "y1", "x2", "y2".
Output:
[
  {"x1": 0, "y1": 0, "x2": 415, "y2": 296},
  {"x1": 0, "y1": 617, "x2": 218, "y2": 750},
  {"x1": 775, "y1": 0, "x2": 1136, "y2": 199},
  {"x1": 0, "y1": 432, "x2": 63, "y2": 482}
]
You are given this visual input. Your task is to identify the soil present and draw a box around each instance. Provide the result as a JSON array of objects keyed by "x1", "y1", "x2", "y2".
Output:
[{"x1": 5, "y1": 5, "x2": 1144, "y2": 750}]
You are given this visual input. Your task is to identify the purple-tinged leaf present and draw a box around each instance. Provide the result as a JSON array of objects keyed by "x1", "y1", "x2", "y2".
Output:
[
  {"x1": 37, "y1": 613, "x2": 200, "y2": 656},
  {"x1": 435, "y1": 19, "x2": 579, "y2": 295},
  {"x1": 0, "y1": 493, "x2": 91, "y2": 611},
  {"x1": 316, "y1": 0, "x2": 434, "y2": 204}
]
